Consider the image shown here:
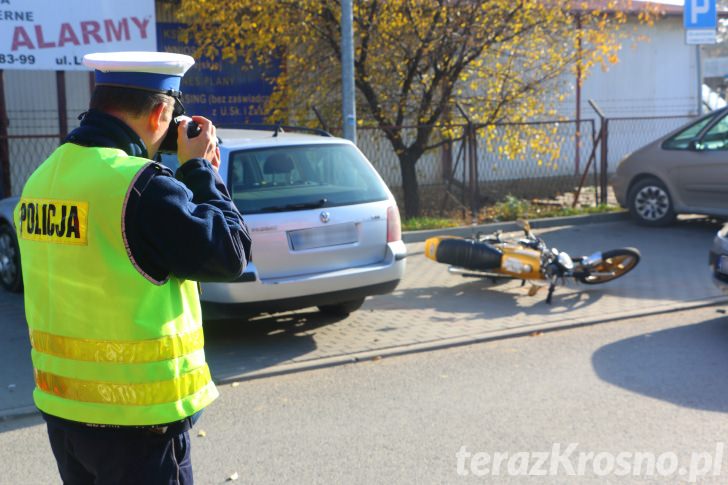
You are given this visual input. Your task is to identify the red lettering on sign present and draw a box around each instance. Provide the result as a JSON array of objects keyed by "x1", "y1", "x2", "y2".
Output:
[
  {"x1": 34, "y1": 24, "x2": 56, "y2": 48},
  {"x1": 131, "y1": 17, "x2": 149, "y2": 39},
  {"x1": 11, "y1": 18, "x2": 149, "y2": 51},
  {"x1": 104, "y1": 18, "x2": 129, "y2": 42},
  {"x1": 11, "y1": 26, "x2": 34, "y2": 50},
  {"x1": 80, "y1": 21, "x2": 103, "y2": 44},
  {"x1": 58, "y1": 23, "x2": 80, "y2": 47}
]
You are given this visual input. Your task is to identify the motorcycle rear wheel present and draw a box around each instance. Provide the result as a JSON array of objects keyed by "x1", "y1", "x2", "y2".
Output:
[{"x1": 577, "y1": 248, "x2": 640, "y2": 285}]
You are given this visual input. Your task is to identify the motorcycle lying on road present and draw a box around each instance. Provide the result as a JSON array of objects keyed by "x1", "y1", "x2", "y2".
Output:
[{"x1": 424, "y1": 220, "x2": 641, "y2": 303}]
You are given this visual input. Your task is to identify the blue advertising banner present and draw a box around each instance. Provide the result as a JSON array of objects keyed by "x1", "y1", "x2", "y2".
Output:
[{"x1": 156, "y1": 23, "x2": 278, "y2": 125}]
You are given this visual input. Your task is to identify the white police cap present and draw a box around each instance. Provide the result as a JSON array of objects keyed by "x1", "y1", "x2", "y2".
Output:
[{"x1": 83, "y1": 51, "x2": 195, "y2": 94}]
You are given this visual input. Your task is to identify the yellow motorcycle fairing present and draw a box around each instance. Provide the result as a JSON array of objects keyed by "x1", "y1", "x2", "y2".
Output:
[{"x1": 497, "y1": 243, "x2": 542, "y2": 280}]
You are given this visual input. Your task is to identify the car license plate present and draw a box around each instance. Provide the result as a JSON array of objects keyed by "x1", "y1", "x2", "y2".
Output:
[
  {"x1": 718, "y1": 255, "x2": 728, "y2": 275},
  {"x1": 288, "y1": 223, "x2": 358, "y2": 250}
]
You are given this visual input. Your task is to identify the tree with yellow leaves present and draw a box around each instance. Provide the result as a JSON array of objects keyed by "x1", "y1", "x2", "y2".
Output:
[{"x1": 178, "y1": 0, "x2": 658, "y2": 218}]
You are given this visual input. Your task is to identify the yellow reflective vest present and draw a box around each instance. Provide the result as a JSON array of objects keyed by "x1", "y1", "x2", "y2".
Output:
[{"x1": 14, "y1": 143, "x2": 218, "y2": 426}]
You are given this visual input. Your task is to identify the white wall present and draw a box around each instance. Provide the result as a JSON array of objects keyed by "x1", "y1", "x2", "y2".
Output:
[
  {"x1": 554, "y1": 15, "x2": 699, "y2": 173},
  {"x1": 574, "y1": 17, "x2": 697, "y2": 118}
]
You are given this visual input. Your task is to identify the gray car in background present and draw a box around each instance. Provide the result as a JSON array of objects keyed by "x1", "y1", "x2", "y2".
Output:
[
  {"x1": 709, "y1": 224, "x2": 728, "y2": 294},
  {"x1": 0, "y1": 197, "x2": 21, "y2": 292},
  {"x1": 0, "y1": 126, "x2": 407, "y2": 318},
  {"x1": 612, "y1": 107, "x2": 728, "y2": 226}
]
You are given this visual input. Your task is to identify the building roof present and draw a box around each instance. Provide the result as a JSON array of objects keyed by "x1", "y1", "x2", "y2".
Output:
[{"x1": 570, "y1": 0, "x2": 728, "y2": 18}]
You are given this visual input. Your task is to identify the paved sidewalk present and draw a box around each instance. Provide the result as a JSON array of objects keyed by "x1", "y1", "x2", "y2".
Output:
[
  {"x1": 202, "y1": 216, "x2": 728, "y2": 381},
  {"x1": 1, "y1": 216, "x2": 726, "y2": 420}
]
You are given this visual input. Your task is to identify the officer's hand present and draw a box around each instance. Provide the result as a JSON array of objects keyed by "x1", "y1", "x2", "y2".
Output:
[
  {"x1": 210, "y1": 145, "x2": 221, "y2": 172},
  {"x1": 177, "y1": 116, "x2": 217, "y2": 165}
]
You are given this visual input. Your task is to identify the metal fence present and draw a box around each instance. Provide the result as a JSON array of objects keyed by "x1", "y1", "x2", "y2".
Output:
[
  {"x1": 357, "y1": 114, "x2": 696, "y2": 217},
  {"x1": 5, "y1": 135, "x2": 60, "y2": 194},
  {"x1": 0, "y1": 113, "x2": 697, "y2": 217},
  {"x1": 358, "y1": 120, "x2": 597, "y2": 216},
  {"x1": 0, "y1": 108, "x2": 84, "y2": 198}
]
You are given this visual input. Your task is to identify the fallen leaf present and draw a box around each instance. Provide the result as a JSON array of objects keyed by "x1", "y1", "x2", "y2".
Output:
[
  {"x1": 231, "y1": 382, "x2": 240, "y2": 387},
  {"x1": 197, "y1": 430, "x2": 207, "y2": 437},
  {"x1": 372, "y1": 356, "x2": 382, "y2": 362},
  {"x1": 529, "y1": 331, "x2": 543, "y2": 337}
]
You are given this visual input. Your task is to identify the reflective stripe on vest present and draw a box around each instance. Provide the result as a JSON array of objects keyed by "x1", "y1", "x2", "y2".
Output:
[
  {"x1": 15, "y1": 144, "x2": 218, "y2": 425},
  {"x1": 30, "y1": 327, "x2": 205, "y2": 363}
]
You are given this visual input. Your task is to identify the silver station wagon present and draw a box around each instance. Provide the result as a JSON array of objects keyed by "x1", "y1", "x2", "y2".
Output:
[{"x1": 0, "y1": 126, "x2": 407, "y2": 318}]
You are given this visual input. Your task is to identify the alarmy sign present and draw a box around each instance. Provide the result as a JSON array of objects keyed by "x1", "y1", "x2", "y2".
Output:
[
  {"x1": 0, "y1": 0, "x2": 156, "y2": 70},
  {"x1": 684, "y1": 0, "x2": 718, "y2": 45}
]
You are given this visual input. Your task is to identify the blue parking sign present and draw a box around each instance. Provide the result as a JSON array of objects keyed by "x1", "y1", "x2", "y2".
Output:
[{"x1": 684, "y1": 0, "x2": 717, "y2": 29}]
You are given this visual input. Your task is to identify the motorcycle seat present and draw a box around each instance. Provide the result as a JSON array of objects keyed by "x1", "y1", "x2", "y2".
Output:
[{"x1": 435, "y1": 238, "x2": 503, "y2": 270}]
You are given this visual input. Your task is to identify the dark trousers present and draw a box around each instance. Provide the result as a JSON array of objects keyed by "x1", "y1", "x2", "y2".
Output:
[{"x1": 45, "y1": 416, "x2": 193, "y2": 485}]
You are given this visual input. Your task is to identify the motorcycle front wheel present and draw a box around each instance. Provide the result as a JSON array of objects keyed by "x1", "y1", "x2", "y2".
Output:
[{"x1": 577, "y1": 248, "x2": 640, "y2": 285}]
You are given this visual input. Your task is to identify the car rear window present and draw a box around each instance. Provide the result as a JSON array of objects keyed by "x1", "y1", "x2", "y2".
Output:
[{"x1": 227, "y1": 144, "x2": 389, "y2": 214}]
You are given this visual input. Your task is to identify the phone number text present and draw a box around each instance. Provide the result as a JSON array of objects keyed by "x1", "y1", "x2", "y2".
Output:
[{"x1": 0, "y1": 54, "x2": 36, "y2": 65}]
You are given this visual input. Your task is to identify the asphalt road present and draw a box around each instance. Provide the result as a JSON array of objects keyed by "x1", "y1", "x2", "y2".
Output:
[
  {"x1": 1, "y1": 216, "x2": 727, "y2": 419},
  {"x1": 2, "y1": 304, "x2": 727, "y2": 484}
]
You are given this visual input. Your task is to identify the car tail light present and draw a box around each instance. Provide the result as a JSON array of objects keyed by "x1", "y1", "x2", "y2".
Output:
[{"x1": 387, "y1": 205, "x2": 401, "y2": 242}]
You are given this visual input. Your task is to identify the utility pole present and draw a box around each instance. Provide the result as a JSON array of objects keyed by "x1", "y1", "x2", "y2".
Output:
[
  {"x1": 697, "y1": 45, "x2": 703, "y2": 115},
  {"x1": 341, "y1": 0, "x2": 357, "y2": 143}
]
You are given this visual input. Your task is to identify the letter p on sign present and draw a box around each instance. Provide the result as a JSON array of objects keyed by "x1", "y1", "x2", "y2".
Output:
[
  {"x1": 693, "y1": 0, "x2": 710, "y2": 24},
  {"x1": 685, "y1": 0, "x2": 717, "y2": 29}
]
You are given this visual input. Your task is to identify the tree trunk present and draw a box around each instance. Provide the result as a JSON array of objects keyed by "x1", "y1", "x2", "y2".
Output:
[{"x1": 399, "y1": 154, "x2": 420, "y2": 219}]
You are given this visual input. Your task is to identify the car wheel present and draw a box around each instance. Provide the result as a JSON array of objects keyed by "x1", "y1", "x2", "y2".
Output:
[
  {"x1": 0, "y1": 224, "x2": 23, "y2": 293},
  {"x1": 317, "y1": 297, "x2": 365, "y2": 317},
  {"x1": 627, "y1": 177, "x2": 676, "y2": 226}
]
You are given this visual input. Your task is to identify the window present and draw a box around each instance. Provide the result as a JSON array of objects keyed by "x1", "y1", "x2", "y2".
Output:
[
  {"x1": 662, "y1": 115, "x2": 715, "y2": 150},
  {"x1": 700, "y1": 113, "x2": 728, "y2": 150},
  {"x1": 228, "y1": 144, "x2": 389, "y2": 214}
]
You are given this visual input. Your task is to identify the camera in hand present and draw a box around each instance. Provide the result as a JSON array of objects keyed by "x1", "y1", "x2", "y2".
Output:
[{"x1": 158, "y1": 115, "x2": 201, "y2": 153}]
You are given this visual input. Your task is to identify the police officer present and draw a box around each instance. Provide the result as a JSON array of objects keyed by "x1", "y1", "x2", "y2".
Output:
[{"x1": 14, "y1": 51, "x2": 251, "y2": 484}]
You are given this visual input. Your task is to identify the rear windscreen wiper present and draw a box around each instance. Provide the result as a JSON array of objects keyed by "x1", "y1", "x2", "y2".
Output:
[{"x1": 260, "y1": 198, "x2": 328, "y2": 212}]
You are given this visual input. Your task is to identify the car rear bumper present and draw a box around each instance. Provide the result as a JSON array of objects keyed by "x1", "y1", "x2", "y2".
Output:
[
  {"x1": 709, "y1": 230, "x2": 728, "y2": 293},
  {"x1": 199, "y1": 241, "x2": 406, "y2": 315},
  {"x1": 711, "y1": 274, "x2": 728, "y2": 294},
  {"x1": 202, "y1": 279, "x2": 401, "y2": 319}
]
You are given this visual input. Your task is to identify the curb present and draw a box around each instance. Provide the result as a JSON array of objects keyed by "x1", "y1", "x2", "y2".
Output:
[
  {"x1": 4, "y1": 295, "x2": 726, "y2": 423},
  {"x1": 402, "y1": 211, "x2": 629, "y2": 243},
  {"x1": 0, "y1": 405, "x2": 39, "y2": 423},
  {"x1": 213, "y1": 295, "x2": 727, "y2": 385}
]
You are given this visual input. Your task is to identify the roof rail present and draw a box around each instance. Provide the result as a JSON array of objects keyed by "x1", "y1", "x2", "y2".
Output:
[{"x1": 217, "y1": 123, "x2": 332, "y2": 137}]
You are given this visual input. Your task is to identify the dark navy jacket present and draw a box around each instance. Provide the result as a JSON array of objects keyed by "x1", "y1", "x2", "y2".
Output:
[{"x1": 64, "y1": 110, "x2": 251, "y2": 283}]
